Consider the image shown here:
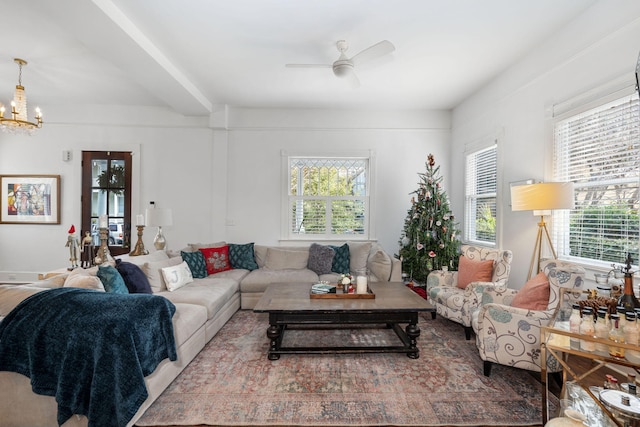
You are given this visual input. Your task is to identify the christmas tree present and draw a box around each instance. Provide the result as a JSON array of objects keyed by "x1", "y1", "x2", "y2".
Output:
[{"x1": 398, "y1": 154, "x2": 460, "y2": 283}]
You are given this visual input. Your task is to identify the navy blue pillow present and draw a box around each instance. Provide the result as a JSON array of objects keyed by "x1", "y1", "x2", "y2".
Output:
[
  {"x1": 329, "y1": 244, "x2": 350, "y2": 274},
  {"x1": 115, "y1": 259, "x2": 153, "y2": 294}
]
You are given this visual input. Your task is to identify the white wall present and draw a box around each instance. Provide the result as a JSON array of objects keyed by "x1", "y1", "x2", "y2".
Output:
[
  {"x1": 451, "y1": 0, "x2": 640, "y2": 287},
  {"x1": 0, "y1": 104, "x2": 450, "y2": 277},
  {"x1": 223, "y1": 107, "x2": 451, "y2": 256},
  {"x1": 0, "y1": 106, "x2": 217, "y2": 276}
]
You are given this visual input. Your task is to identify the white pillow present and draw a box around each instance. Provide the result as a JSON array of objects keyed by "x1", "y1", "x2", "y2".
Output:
[
  {"x1": 161, "y1": 261, "x2": 193, "y2": 292},
  {"x1": 142, "y1": 256, "x2": 183, "y2": 292},
  {"x1": 63, "y1": 266, "x2": 105, "y2": 291}
]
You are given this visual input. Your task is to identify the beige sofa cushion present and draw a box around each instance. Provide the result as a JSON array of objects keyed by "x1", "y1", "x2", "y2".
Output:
[
  {"x1": 0, "y1": 285, "x2": 47, "y2": 317},
  {"x1": 63, "y1": 266, "x2": 104, "y2": 290},
  {"x1": 142, "y1": 256, "x2": 183, "y2": 293},
  {"x1": 169, "y1": 302, "x2": 208, "y2": 347},
  {"x1": 347, "y1": 242, "x2": 373, "y2": 273},
  {"x1": 367, "y1": 246, "x2": 392, "y2": 281},
  {"x1": 160, "y1": 277, "x2": 239, "y2": 319},
  {"x1": 264, "y1": 248, "x2": 309, "y2": 270}
]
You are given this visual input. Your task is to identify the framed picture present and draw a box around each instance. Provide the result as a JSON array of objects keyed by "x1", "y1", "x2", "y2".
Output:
[{"x1": 0, "y1": 175, "x2": 61, "y2": 224}]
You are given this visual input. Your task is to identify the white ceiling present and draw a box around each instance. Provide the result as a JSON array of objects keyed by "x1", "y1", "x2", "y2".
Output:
[{"x1": 0, "y1": 0, "x2": 598, "y2": 117}]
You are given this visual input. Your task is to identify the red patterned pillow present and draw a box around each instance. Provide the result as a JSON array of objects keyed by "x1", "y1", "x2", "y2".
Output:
[{"x1": 199, "y1": 246, "x2": 231, "y2": 275}]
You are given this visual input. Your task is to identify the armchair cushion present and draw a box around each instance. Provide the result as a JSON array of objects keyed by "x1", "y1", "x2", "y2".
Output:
[
  {"x1": 511, "y1": 271, "x2": 550, "y2": 310},
  {"x1": 457, "y1": 256, "x2": 494, "y2": 289}
]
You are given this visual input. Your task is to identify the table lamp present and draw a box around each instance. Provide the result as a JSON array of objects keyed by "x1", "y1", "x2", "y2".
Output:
[
  {"x1": 145, "y1": 207, "x2": 173, "y2": 250},
  {"x1": 511, "y1": 182, "x2": 574, "y2": 279}
]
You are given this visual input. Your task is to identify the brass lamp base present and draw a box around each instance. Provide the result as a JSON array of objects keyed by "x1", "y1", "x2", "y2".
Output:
[{"x1": 129, "y1": 225, "x2": 149, "y2": 256}]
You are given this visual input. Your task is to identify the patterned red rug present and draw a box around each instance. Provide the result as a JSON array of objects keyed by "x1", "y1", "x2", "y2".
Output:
[{"x1": 136, "y1": 310, "x2": 553, "y2": 426}]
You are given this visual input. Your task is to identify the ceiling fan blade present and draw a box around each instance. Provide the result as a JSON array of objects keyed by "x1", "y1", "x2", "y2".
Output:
[
  {"x1": 350, "y1": 40, "x2": 395, "y2": 66},
  {"x1": 285, "y1": 64, "x2": 332, "y2": 68},
  {"x1": 345, "y1": 70, "x2": 360, "y2": 88}
]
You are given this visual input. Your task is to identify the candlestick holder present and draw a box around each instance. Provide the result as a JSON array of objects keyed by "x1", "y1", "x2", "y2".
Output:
[
  {"x1": 95, "y1": 227, "x2": 112, "y2": 265},
  {"x1": 129, "y1": 225, "x2": 149, "y2": 256}
]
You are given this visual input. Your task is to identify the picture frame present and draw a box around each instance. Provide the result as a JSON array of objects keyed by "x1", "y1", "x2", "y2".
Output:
[{"x1": 0, "y1": 175, "x2": 61, "y2": 224}]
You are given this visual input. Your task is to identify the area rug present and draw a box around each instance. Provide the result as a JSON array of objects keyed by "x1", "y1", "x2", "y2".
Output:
[{"x1": 136, "y1": 310, "x2": 554, "y2": 426}]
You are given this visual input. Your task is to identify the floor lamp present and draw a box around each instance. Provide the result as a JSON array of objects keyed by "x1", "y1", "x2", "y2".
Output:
[{"x1": 511, "y1": 182, "x2": 574, "y2": 280}]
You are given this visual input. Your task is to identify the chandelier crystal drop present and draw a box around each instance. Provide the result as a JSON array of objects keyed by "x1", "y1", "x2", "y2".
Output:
[{"x1": 0, "y1": 58, "x2": 43, "y2": 136}]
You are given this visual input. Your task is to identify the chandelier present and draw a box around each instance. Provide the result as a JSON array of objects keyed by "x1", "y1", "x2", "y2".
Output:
[{"x1": 0, "y1": 58, "x2": 43, "y2": 135}]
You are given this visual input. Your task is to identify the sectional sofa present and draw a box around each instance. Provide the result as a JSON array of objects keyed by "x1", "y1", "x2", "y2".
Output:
[{"x1": 0, "y1": 240, "x2": 399, "y2": 427}]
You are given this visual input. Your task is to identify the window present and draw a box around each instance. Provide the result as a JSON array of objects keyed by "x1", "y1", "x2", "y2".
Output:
[
  {"x1": 464, "y1": 144, "x2": 497, "y2": 245},
  {"x1": 81, "y1": 151, "x2": 132, "y2": 256},
  {"x1": 286, "y1": 156, "x2": 370, "y2": 240},
  {"x1": 553, "y1": 94, "x2": 640, "y2": 266}
]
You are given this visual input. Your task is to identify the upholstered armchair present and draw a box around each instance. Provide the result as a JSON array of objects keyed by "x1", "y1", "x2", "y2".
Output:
[
  {"x1": 472, "y1": 259, "x2": 585, "y2": 376},
  {"x1": 426, "y1": 245, "x2": 513, "y2": 340}
]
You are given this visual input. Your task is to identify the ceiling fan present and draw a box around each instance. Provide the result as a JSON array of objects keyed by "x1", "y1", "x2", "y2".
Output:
[{"x1": 286, "y1": 40, "x2": 395, "y2": 87}]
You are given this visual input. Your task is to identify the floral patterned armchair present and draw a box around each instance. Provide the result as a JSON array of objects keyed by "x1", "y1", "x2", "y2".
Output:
[
  {"x1": 426, "y1": 245, "x2": 513, "y2": 340},
  {"x1": 472, "y1": 259, "x2": 585, "y2": 376}
]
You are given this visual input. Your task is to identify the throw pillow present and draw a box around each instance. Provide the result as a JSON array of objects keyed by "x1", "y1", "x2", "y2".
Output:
[
  {"x1": 97, "y1": 265, "x2": 129, "y2": 294},
  {"x1": 264, "y1": 248, "x2": 309, "y2": 270},
  {"x1": 511, "y1": 271, "x2": 550, "y2": 310},
  {"x1": 199, "y1": 246, "x2": 232, "y2": 275},
  {"x1": 329, "y1": 243, "x2": 350, "y2": 274},
  {"x1": 180, "y1": 250, "x2": 208, "y2": 278},
  {"x1": 228, "y1": 242, "x2": 259, "y2": 271},
  {"x1": 457, "y1": 256, "x2": 494, "y2": 289},
  {"x1": 161, "y1": 261, "x2": 194, "y2": 292},
  {"x1": 367, "y1": 248, "x2": 392, "y2": 281},
  {"x1": 189, "y1": 241, "x2": 226, "y2": 251},
  {"x1": 142, "y1": 256, "x2": 184, "y2": 292},
  {"x1": 347, "y1": 242, "x2": 373, "y2": 273},
  {"x1": 64, "y1": 267, "x2": 105, "y2": 291},
  {"x1": 307, "y1": 243, "x2": 335, "y2": 275},
  {"x1": 115, "y1": 259, "x2": 153, "y2": 293}
]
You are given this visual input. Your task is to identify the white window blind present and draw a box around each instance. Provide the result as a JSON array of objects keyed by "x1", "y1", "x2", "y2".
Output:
[
  {"x1": 288, "y1": 157, "x2": 369, "y2": 239},
  {"x1": 465, "y1": 144, "x2": 497, "y2": 245},
  {"x1": 553, "y1": 94, "x2": 640, "y2": 266}
]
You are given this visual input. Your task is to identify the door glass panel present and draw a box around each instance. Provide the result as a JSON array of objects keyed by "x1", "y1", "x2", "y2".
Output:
[
  {"x1": 91, "y1": 189, "x2": 107, "y2": 216},
  {"x1": 92, "y1": 160, "x2": 108, "y2": 187}
]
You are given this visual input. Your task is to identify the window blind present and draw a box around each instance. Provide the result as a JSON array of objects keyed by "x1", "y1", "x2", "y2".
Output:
[
  {"x1": 553, "y1": 94, "x2": 640, "y2": 265},
  {"x1": 465, "y1": 144, "x2": 497, "y2": 244}
]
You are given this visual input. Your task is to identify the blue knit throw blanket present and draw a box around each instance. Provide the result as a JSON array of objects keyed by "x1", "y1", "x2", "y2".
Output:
[{"x1": 0, "y1": 287, "x2": 177, "y2": 427}]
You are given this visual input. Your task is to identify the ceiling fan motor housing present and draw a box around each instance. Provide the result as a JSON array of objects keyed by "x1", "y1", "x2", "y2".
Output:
[{"x1": 332, "y1": 60, "x2": 354, "y2": 77}]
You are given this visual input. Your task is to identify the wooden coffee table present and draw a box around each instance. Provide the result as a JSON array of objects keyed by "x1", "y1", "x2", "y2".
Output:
[{"x1": 253, "y1": 281, "x2": 434, "y2": 360}]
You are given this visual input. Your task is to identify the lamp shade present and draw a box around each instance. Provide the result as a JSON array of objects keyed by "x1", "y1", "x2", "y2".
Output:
[
  {"x1": 511, "y1": 182, "x2": 574, "y2": 211},
  {"x1": 145, "y1": 208, "x2": 173, "y2": 227}
]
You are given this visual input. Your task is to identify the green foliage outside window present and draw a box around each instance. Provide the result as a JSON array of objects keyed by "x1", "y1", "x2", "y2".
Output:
[
  {"x1": 569, "y1": 205, "x2": 639, "y2": 263},
  {"x1": 290, "y1": 160, "x2": 366, "y2": 235}
]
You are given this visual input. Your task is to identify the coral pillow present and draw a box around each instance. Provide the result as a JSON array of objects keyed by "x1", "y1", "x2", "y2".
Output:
[
  {"x1": 457, "y1": 256, "x2": 494, "y2": 289},
  {"x1": 511, "y1": 271, "x2": 550, "y2": 310},
  {"x1": 199, "y1": 246, "x2": 232, "y2": 274}
]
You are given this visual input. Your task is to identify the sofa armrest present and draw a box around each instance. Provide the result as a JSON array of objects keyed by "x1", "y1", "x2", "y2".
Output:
[
  {"x1": 476, "y1": 303, "x2": 554, "y2": 337},
  {"x1": 426, "y1": 270, "x2": 458, "y2": 292},
  {"x1": 465, "y1": 281, "x2": 506, "y2": 308}
]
